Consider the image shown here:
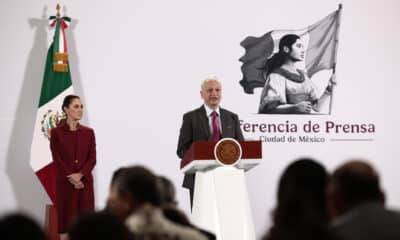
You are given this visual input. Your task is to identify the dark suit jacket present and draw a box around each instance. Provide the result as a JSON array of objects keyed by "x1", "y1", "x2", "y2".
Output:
[
  {"x1": 176, "y1": 105, "x2": 244, "y2": 188},
  {"x1": 331, "y1": 203, "x2": 400, "y2": 240}
]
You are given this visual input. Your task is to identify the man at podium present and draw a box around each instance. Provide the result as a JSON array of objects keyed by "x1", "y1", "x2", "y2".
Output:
[{"x1": 176, "y1": 77, "x2": 244, "y2": 206}]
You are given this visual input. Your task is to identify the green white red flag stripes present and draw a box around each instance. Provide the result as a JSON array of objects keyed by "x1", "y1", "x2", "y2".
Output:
[
  {"x1": 30, "y1": 15, "x2": 72, "y2": 203},
  {"x1": 239, "y1": 6, "x2": 342, "y2": 94}
]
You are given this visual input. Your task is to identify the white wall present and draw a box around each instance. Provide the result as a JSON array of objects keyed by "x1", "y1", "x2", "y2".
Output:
[{"x1": 1, "y1": 0, "x2": 400, "y2": 238}]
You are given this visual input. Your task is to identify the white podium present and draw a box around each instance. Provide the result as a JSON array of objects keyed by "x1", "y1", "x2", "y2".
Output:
[{"x1": 180, "y1": 139, "x2": 262, "y2": 240}]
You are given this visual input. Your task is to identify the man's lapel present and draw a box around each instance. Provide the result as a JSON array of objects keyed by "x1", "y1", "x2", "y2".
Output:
[
  {"x1": 198, "y1": 105, "x2": 211, "y2": 140},
  {"x1": 220, "y1": 108, "x2": 227, "y2": 138}
]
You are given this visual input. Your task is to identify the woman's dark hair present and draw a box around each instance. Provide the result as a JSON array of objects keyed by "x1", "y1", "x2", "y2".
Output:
[
  {"x1": 263, "y1": 158, "x2": 334, "y2": 240},
  {"x1": 0, "y1": 213, "x2": 47, "y2": 240},
  {"x1": 158, "y1": 175, "x2": 177, "y2": 206},
  {"x1": 69, "y1": 211, "x2": 132, "y2": 240},
  {"x1": 264, "y1": 34, "x2": 300, "y2": 76},
  {"x1": 62, "y1": 94, "x2": 80, "y2": 112}
]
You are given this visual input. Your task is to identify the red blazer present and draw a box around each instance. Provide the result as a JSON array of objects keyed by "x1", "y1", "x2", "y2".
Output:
[{"x1": 50, "y1": 123, "x2": 96, "y2": 182}]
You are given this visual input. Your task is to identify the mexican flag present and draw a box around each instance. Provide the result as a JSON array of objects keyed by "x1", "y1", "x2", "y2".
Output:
[
  {"x1": 239, "y1": 6, "x2": 342, "y2": 94},
  {"x1": 30, "y1": 15, "x2": 73, "y2": 203}
]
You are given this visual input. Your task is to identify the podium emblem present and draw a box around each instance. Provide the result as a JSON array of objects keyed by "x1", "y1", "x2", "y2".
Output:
[{"x1": 214, "y1": 138, "x2": 242, "y2": 166}]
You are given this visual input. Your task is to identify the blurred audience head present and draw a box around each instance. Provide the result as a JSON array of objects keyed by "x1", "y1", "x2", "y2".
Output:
[
  {"x1": 158, "y1": 175, "x2": 178, "y2": 206},
  {"x1": 264, "y1": 158, "x2": 331, "y2": 240},
  {"x1": 0, "y1": 213, "x2": 47, "y2": 240},
  {"x1": 107, "y1": 166, "x2": 161, "y2": 220},
  {"x1": 327, "y1": 160, "x2": 384, "y2": 218},
  {"x1": 162, "y1": 205, "x2": 191, "y2": 226},
  {"x1": 69, "y1": 211, "x2": 132, "y2": 240},
  {"x1": 276, "y1": 158, "x2": 329, "y2": 223}
]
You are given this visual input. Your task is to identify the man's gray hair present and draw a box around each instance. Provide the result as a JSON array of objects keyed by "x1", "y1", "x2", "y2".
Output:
[{"x1": 201, "y1": 77, "x2": 220, "y2": 90}]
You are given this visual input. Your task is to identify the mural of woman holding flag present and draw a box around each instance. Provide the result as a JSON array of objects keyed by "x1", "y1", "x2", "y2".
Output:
[
  {"x1": 239, "y1": 6, "x2": 342, "y2": 114},
  {"x1": 258, "y1": 34, "x2": 334, "y2": 114}
]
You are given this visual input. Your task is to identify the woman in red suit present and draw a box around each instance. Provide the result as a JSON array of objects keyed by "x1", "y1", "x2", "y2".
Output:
[{"x1": 50, "y1": 95, "x2": 96, "y2": 240}]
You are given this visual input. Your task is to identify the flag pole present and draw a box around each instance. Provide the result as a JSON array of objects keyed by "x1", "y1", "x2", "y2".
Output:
[{"x1": 329, "y1": 3, "x2": 343, "y2": 114}]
